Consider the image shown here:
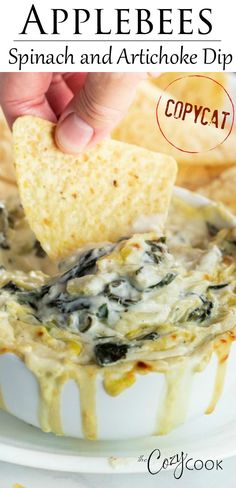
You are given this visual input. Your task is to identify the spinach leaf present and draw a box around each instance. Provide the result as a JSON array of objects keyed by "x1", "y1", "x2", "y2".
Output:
[
  {"x1": 104, "y1": 279, "x2": 140, "y2": 307},
  {"x1": 188, "y1": 297, "x2": 213, "y2": 322},
  {"x1": 148, "y1": 272, "x2": 177, "y2": 289},
  {"x1": 208, "y1": 283, "x2": 228, "y2": 290},
  {"x1": 57, "y1": 246, "x2": 113, "y2": 285},
  {"x1": 51, "y1": 295, "x2": 92, "y2": 314},
  {"x1": 97, "y1": 303, "x2": 109, "y2": 319},
  {"x1": 79, "y1": 314, "x2": 93, "y2": 332},
  {"x1": 94, "y1": 342, "x2": 129, "y2": 366},
  {"x1": 18, "y1": 245, "x2": 114, "y2": 308},
  {"x1": 145, "y1": 237, "x2": 167, "y2": 264},
  {"x1": 136, "y1": 331, "x2": 160, "y2": 341},
  {"x1": 2, "y1": 281, "x2": 23, "y2": 292}
]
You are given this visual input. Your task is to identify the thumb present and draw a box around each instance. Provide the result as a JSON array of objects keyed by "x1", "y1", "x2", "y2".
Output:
[{"x1": 55, "y1": 73, "x2": 145, "y2": 154}]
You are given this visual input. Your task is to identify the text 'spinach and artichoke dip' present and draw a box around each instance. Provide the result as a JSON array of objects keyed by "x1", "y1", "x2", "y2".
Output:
[{"x1": 0, "y1": 115, "x2": 236, "y2": 441}]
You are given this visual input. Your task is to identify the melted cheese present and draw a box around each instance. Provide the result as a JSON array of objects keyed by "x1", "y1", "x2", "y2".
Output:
[
  {"x1": 0, "y1": 387, "x2": 6, "y2": 411},
  {"x1": 0, "y1": 194, "x2": 236, "y2": 439}
]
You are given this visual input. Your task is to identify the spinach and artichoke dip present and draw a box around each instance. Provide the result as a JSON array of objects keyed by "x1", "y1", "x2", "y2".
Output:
[{"x1": 0, "y1": 192, "x2": 236, "y2": 439}]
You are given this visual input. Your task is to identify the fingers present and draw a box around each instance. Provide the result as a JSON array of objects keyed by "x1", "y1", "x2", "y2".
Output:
[
  {"x1": 63, "y1": 72, "x2": 88, "y2": 94},
  {"x1": 46, "y1": 73, "x2": 73, "y2": 117},
  {"x1": 55, "y1": 73, "x2": 146, "y2": 153},
  {"x1": 0, "y1": 72, "x2": 150, "y2": 154},
  {"x1": 0, "y1": 73, "x2": 56, "y2": 127}
]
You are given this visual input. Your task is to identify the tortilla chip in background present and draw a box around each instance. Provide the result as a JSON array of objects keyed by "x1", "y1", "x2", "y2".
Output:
[
  {"x1": 151, "y1": 72, "x2": 227, "y2": 109},
  {"x1": 197, "y1": 166, "x2": 236, "y2": 215},
  {"x1": 176, "y1": 163, "x2": 232, "y2": 191},
  {"x1": 0, "y1": 107, "x2": 16, "y2": 184},
  {"x1": 112, "y1": 81, "x2": 236, "y2": 167},
  {"x1": 13, "y1": 116, "x2": 177, "y2": 259},
  {"x1": 0, "y1": 177, "x2": 18, "y2": 200}
]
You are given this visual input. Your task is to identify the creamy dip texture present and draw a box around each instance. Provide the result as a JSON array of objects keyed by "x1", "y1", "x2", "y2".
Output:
[{"x1": 0, "y1": 193, "x2": 236, "y2": 439}]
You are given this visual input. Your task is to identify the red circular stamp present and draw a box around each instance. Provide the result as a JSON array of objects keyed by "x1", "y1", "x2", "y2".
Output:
[{"x1": 156, "y1": 75, "x2": 235, "y2": 154}]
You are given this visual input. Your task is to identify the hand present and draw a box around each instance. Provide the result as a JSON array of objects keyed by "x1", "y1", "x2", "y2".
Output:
[{"x1": 0, "y1": 72, "x2": 147, "y2": 153}]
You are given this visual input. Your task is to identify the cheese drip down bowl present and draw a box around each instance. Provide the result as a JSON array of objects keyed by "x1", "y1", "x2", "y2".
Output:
[{"x1": 1, "y1": 187, "x2": 236, "y2": 440}]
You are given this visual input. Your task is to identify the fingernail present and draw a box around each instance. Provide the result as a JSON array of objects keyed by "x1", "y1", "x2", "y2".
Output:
[{"x1": 56, "y1": 112, "x2": 94, "y2": 153}]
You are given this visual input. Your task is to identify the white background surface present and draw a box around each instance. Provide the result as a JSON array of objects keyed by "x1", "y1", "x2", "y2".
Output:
[{"x1": 0, "y1": 457, "x2": 236, "y2": 488}]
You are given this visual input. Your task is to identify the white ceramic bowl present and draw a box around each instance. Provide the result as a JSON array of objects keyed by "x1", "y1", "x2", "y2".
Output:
[{"x1": 1, "y1": 187, "x2": 236, "y2": 440}]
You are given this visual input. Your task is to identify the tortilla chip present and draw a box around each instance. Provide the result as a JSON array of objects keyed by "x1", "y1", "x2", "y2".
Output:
[
  {"x1": 0, "y1": 108, "x2": 16, "y2": 183},
  {"x1": 13, "y1": 116, "x2": 177, "y2": 259},
  {"x1": 176, "y1": 163, "x2": 231, "y2": 191},
  {"x1": 197, "y1": 167, "x2": 236, "y2": 215},
  {"x1": 112, "y1": 81, "x2": 236, "y2": 166},
  {"x1": 151, "y1": 72, "x2": 227, "y2": 109}
]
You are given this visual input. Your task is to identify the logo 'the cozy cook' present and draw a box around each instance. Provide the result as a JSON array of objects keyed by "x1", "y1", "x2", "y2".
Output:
[{"x1": 156, "y1": 75, "x2": 234, "y2": 153}]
